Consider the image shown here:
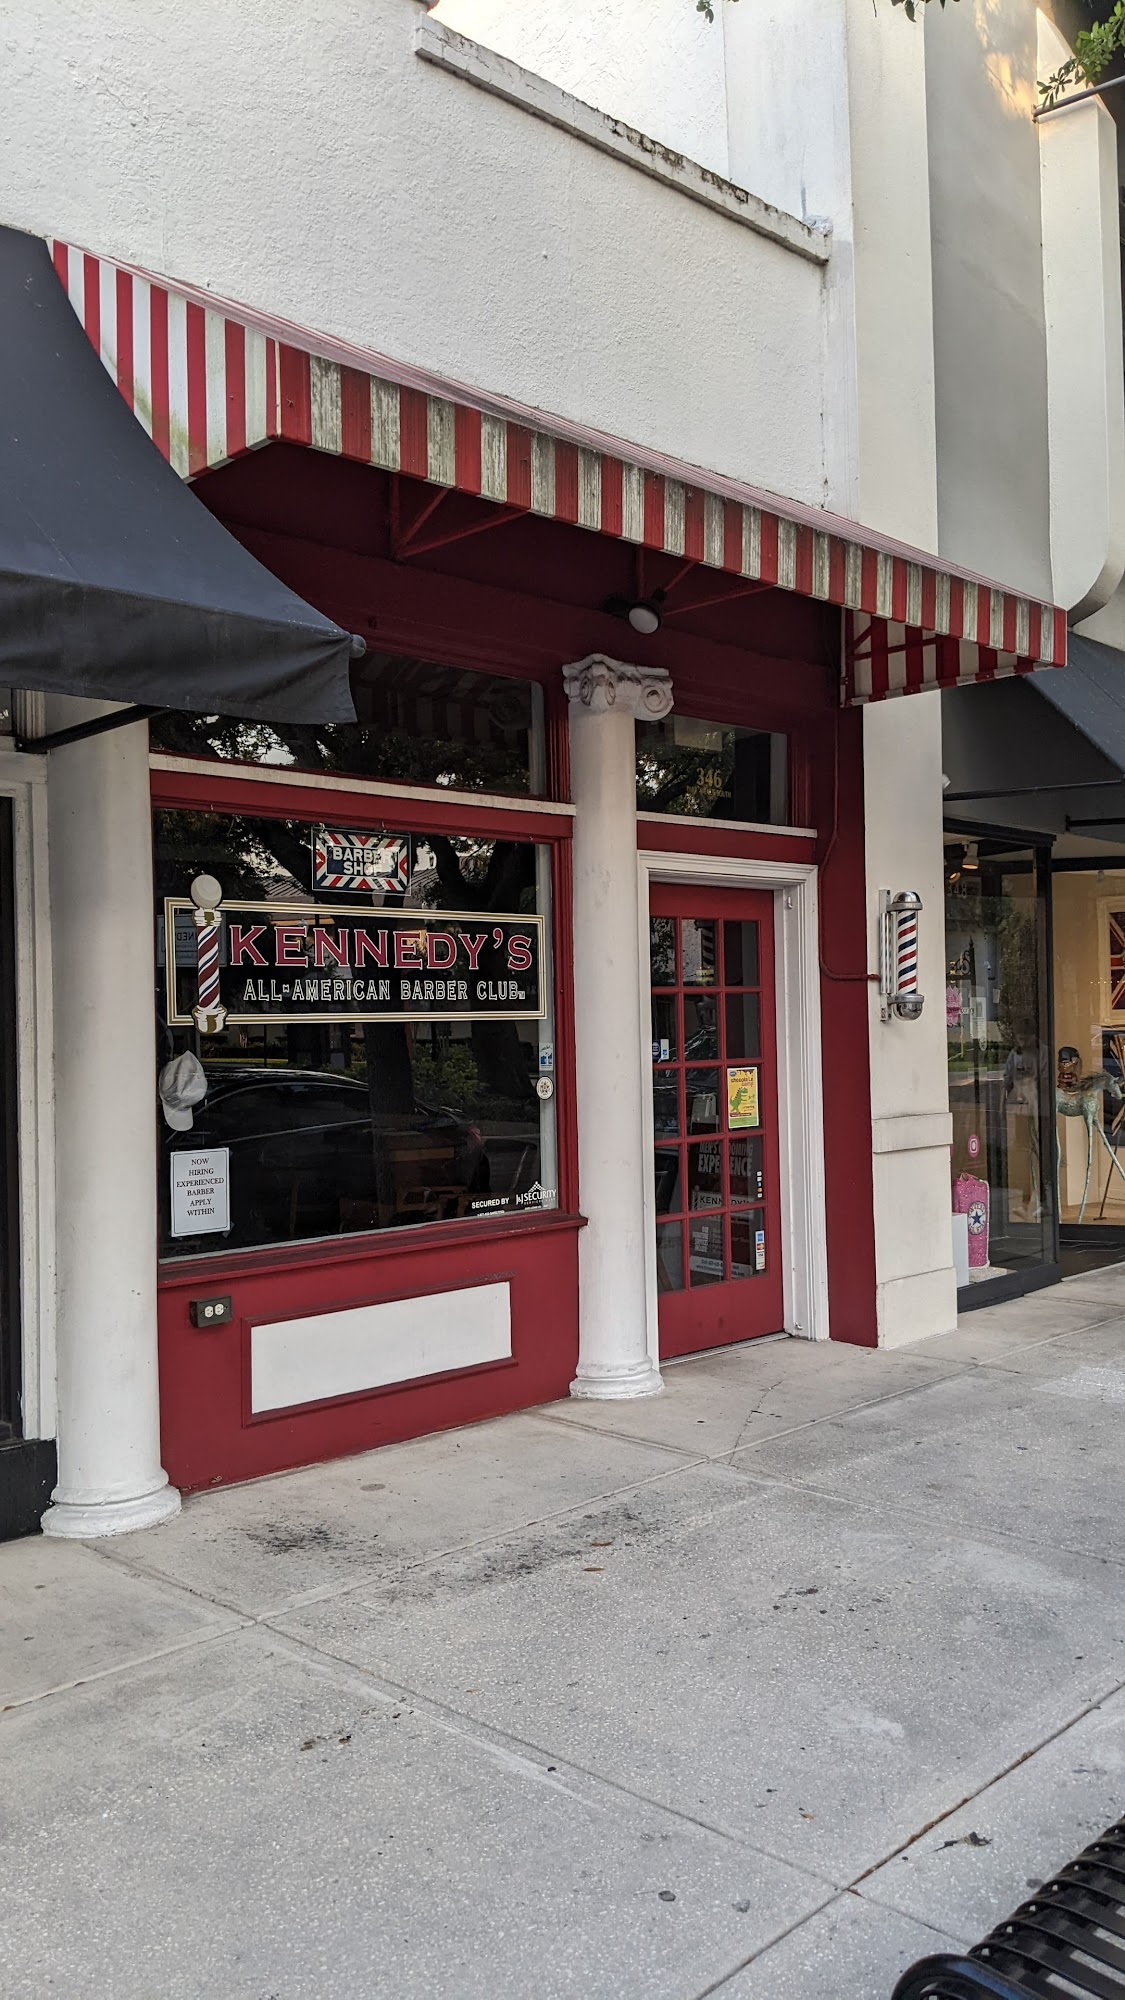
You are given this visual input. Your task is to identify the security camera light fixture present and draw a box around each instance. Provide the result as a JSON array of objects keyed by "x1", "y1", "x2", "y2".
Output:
[
  {"x1": 628, "y1": 591, "x2": 664, "y2": 635},
  {"x1": 601, "y1": 588, "x2": 665, "y2": 635}
]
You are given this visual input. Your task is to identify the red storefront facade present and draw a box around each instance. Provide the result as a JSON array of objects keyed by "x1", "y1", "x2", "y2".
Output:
[{"x1": 41, "y1": 243, "x2": 1068, "y2": 1505}]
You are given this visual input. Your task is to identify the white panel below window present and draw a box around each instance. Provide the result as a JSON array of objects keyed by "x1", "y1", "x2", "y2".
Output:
[{"x1": 250, "y1": 1280, "x2": 512, "y2": 1414}]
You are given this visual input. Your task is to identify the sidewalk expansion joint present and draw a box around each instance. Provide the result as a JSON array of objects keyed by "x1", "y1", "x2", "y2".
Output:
[
  {"x1": 717, "y1": 1454, "x2": 1125, "y2": 1573},
  {"x1": 0, "y1": 1618, "x2": 251, "y2": 1713},
  {"x1": 83, "y1": 1445, "x2": 721, "y2": 1625},
  {"x1": 256, "y1": 1618, "x2": 846, "y2": 1898},
  {"x1": 845, "y1": 1679, "x2": 1125, "y2": 1890}
]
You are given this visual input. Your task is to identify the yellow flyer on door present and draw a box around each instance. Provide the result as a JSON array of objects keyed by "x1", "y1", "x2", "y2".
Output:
[{"x1": 727, "y1": 1065, "x2": 759, "y2": 1130}]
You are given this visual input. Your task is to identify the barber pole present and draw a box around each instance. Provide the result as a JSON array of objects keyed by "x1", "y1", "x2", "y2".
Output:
[
  {"x1": 895, "y1": 895, "x2": 920, "y2": 1002},
  {"x1": 190, "y1": 874, "x2": 227, "y2": 1034},
  {"x1": 879, "y1": 889, "x2": 925, "y2": 1021}
]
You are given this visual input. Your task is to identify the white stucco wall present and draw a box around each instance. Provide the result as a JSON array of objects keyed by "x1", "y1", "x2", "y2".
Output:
[
  {"x1": 863, "y1": 692, "x2": 957, "y2": 1346},
  {"x1": 1039, "y1": 11, "x2": 1125, "y2": 618},
  {"x1": 926, "y1": 0, "x2": 1052, "y2": 600},
  {"x1": 0, "y1": 0, "x2": 827, "y2": 507},
  {"x1": 724, "y1": 0, "x2": 940, "y2": 542},
  {"x1": 721, "y1": 0, "x2": 858, "y2": 519},
  {"x1": 846, "y1": 4, "x2": 938, "y2": 551},
  {"x1": 433, "y1": 0, "x2": 730, "y2": 177}
]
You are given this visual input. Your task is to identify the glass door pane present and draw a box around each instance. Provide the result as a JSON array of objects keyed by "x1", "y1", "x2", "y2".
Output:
[
  {"x1": 0, "y1": 801, "x2": 19, "y2": 1440},
  {"x1": 1052, "y1": 866, "x2": 1125, "y2": 1272},
  {"x1": 945, "y1": 834, "x2": 1053, "y2": 1286},
  {"x1": 649, "y1": 908, "x2": 768, "y2": 1301}
]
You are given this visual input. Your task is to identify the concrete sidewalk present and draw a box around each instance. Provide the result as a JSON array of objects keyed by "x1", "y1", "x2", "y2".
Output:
[{"x1": 4, "y1": 1277, "x2": 1125, "y2": 1999}]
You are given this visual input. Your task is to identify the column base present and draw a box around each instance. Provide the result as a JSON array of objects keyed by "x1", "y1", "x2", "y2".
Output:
[
  {"x1": 570, "y1": 1357, "x2": 664, "y2": 1401},
  {"x1": 41, "y1": 1476, "x2": 182, "y2": 1540}
]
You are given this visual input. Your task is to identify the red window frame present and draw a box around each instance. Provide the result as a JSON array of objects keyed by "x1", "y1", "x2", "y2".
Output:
[{"x1": 150, "y1": 763, "x2": 579, "y2": 1281}]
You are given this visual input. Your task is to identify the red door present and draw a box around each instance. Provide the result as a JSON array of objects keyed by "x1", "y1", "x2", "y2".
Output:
[{"x1": 649, "y1": 885, "x2": 785, "y2": 1357}]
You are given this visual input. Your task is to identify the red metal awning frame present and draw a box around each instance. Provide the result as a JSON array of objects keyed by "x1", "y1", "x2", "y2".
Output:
[{"x1": 50, "y1": 240, "x2": 1067, "y2": 702}]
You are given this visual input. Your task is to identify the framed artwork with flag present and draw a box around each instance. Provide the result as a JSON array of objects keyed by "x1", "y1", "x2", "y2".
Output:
[{"x1": 1100, "y1": 901, "x2": 1125, "y2": 1022}]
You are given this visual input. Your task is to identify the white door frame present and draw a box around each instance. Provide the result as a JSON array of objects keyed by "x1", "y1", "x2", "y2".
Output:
[
  {"x1": 637, "y1": 849, "x2": 829, "y2": 1362},
  {"x1": 0, "y1": 744, "x2": 55, "y2": 1439}
]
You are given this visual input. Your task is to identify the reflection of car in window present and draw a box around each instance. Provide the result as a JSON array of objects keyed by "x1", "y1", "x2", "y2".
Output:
[{"x1": 163, "y1": 1067, "x2": 488, "y2": 1247}]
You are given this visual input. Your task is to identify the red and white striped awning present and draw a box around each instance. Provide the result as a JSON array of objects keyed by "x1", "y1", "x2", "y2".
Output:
[{"x1": 50, "y1": 240, "x2": 1067, "y2": 702}]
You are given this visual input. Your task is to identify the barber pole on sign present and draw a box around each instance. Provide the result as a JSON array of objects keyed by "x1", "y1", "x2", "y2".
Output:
[{"x1": 190, "y1": 875, "x2": 227, "y2": 1035}]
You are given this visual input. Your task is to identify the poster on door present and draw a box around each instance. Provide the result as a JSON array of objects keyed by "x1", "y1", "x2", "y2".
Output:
[{"x1": 727, "y1": 1065, "x2": 760, "y2": 1130}]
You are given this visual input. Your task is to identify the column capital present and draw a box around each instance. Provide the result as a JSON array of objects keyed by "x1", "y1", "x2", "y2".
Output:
[{"x1": 563, "y1": 655, "x2": 673, "y2": 720}]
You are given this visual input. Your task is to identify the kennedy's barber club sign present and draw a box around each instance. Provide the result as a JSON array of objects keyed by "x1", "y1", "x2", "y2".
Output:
[{"x1": 164, "y1": 876, "x2": 544, "y2": 1032}]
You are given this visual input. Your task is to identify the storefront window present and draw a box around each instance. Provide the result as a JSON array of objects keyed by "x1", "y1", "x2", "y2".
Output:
[
  {"x1": 1051, "y1": 865, "x2": 1125, "y2": 1268},
  {"x1": 945, "y1": 833, "x2": 1054, "y2": 1288},
  {"x1": 636, "y1": 715, "x2": 788, "y2": 824},
  {"x1": 150, "y1": 653, "x2": 546, "y2": 798},
  {"x1": 0, "y1": 803, "x2": 20, "y2": 1441},
  {"x1": 154, "y1": 808, "x2": 557, "y2": 1258}
]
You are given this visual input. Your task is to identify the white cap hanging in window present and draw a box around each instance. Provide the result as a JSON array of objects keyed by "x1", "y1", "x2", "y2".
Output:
[{"x1": 158, "y1": 1051, "x2": 209, "y2": 1131}]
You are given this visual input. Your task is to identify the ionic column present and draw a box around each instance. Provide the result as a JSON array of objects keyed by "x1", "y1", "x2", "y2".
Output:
[
  {"x1": 564, "y1": 655, "x2": 671, "y2": 1399},
  {"x1": 41, "y1": 702, "x2": 180, "y2": 1537}
]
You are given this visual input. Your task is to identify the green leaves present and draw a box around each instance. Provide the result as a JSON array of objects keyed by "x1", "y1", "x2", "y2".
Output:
[
  {"x1": 1039, "y1": 1, "x2": 1125, "y2": 107},
  {"x1": 890, "y1": 0, "x2": 958, "y2": 18},
  {"x1": 698, "y1": 0, "x2": 956, "y2": 18},
  {"x1": 692, "y1": 0, "x2": 1114, "y2": 118}
]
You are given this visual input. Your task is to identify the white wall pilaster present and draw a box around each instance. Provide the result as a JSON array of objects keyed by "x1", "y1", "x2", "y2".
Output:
[
  {"x1": 41, "y1": 705, "x2": 180, "y2": 1537},
  {"x1": 565, "y1": 655, "x2": 668, "y2": 1400},
  {"x1": 863, "y1": 692, "x2": 956, "y2": 1347}
]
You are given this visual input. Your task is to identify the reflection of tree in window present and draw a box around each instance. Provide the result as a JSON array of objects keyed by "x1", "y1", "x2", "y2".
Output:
[
  {"x1": 151, "y1": 653, "x2": 537, "y2": 796},
  {"x1": 635, "y1": 719, "x2": 781, "y2": 823},
  {"x1": 153, "y1": 807, "x2": 547, "y2": 1249}
]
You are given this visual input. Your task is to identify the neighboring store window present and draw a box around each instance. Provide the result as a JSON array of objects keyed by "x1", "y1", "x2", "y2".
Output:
[
  {"x1": 945, "y1": 833, "x2": 1053, "y2": 1287},
  {"x1": 0, "y1": 802, "x2": 20, "y2": 1439},
  {"x1": 1051, "y1": 864, "x2": 1125, "y2": 1266},
  {"x1": 150, "y1": 654, "x2": 547, "y2": 798},
  {"x1": 635, "y1": 714, "x2": 788, "y2": 824},
  {"x1": 154, "y1": 809, "x2": 557, "y2": 1258}
]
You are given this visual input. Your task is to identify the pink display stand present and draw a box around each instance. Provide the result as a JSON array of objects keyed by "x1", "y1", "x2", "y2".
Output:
[{"x1": 952, "y1": 1172, "x2": 990, "y2": 1269}]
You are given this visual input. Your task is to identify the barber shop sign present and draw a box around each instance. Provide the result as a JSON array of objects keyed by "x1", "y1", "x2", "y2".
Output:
[{"x1": 163, "y1": 878, "x2": 544, "y2": 1028}]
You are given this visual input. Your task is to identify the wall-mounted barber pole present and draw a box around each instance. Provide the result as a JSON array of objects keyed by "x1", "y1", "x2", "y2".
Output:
[
  {"x1": 879, "y1": 889, "x2": 925, "y2": 1022},
  {"x1": 190, "y1": 874, "x2": 227, "y2": 1035}
]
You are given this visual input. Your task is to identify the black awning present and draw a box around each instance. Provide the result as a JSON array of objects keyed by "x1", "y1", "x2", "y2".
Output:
[
  {"x1": 0, "y1": 227, "x2": 358, "y2": 724},
  {"x1": 1032, "y1": 632, "x2": 1125, "y2": 772}
]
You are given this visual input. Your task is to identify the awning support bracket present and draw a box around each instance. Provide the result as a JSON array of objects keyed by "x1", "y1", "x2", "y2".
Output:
[{"x1": 14, "y1": 704, "x2": 167, "y2": 755}]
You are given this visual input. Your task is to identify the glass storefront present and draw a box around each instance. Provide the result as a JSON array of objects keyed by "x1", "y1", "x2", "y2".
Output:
[
  {"x1": 1052, "y1": 864, "x2": 1125, "y2": 1270},
  {"x1": 0, "y1": 801, "x2": 20, "y2": 1446},
  {"x1": 636, "y1": 714, "x2": 788, "y2": 824},
  {"x1": 944, "y1": 831, "x2": 1055, "y2": 1293},
  {"x1": 154, "y1": 807, "x2": 557, "y2": 1258},
  {"x1": 151, "y1": 652, "x2": 547, "y2": 797}
]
